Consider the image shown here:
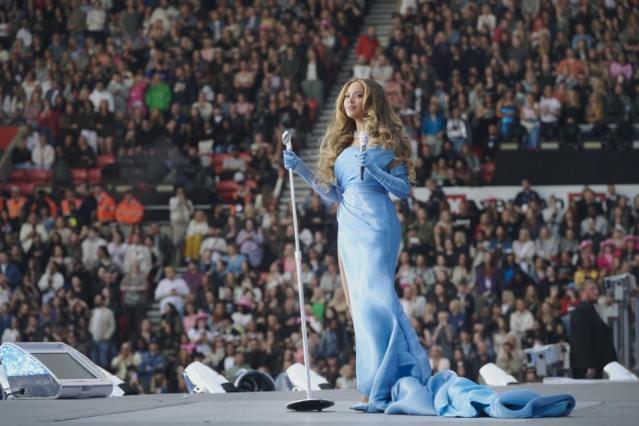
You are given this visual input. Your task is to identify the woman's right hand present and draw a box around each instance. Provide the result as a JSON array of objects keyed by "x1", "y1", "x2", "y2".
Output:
[{"x1": 283, "y1": 150, "x2": 303, "y2": 172}]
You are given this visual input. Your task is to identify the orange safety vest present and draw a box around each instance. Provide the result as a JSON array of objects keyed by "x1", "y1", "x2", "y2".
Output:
[
  {"x1": 61, "y1": 198, "x2": 82, "y2": 217},
  {"x1": 47, "y1": 198, "x2": 58, "y2": 218},
  {"x1": 96, "y1": 193, "x2": 116, "y2": 223},
  {"x1": 115, "y1": 198, "x2": 144, "y2": 225},
  {"x1": 7, "y1": 196, "x2": 26, "y2": 219},
  {"x1": 29, "y1": 196, "x2": 58, "y2": 218}
]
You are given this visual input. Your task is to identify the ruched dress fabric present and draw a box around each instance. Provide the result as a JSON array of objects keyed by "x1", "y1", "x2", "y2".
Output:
[{"x1": 295, "y1": 146, "x2": 575, "y2": 418}]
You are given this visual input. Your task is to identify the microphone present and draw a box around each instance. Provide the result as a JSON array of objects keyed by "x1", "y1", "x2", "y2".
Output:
[
  {"x1": 282, "y1": 129, "x2": 293, "y2": 151},
  {"x1": 358, "y1": 130, "x2": 368, "y2": 180}
]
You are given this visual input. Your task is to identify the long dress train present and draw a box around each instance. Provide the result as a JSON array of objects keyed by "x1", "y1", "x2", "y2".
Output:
[{"x1": 332, "y1": 146, "x2": 575, "y2": 418}]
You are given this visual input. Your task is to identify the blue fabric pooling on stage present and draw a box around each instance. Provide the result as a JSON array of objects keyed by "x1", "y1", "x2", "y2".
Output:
[{"x1": 292, "y1": 145, "x2": 576, "y2": 418}]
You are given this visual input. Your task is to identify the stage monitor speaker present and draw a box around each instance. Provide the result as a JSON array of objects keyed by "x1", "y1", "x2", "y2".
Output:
[
  {"x1": 0, "y1": 342, "x2": 113, "y2": 399},
  {"x1": 183, "y1": 361, "x2": 235, "y2": 394},
  {"x1": 183, "y1": 362, "x2": 276, "y2": 394},
  {"x1": 285, "y1": 363, "x2": 331, "y2": 391},
  {"x1": 97, "y1": 366, "x2": 127, "y2": 397},
  {"x1": 233, "y1": 368, "x2": 275, "y2": 392},
  {"x1": 604, "y1": 362, "x2": 639, "y2": 381},
  {"x1": 479, "y1": 363, "x2": 519, "y2": 386}
]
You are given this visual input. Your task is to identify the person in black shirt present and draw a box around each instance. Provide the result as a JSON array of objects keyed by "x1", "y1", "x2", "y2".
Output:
[
  {"x1": 560, "y1": 89, "x2": 584, "y2": 149},
  {"x1": 575, "y1": 188, "x2": 603, "y2": 223},
  {"x1": 570, "y1": 279, "x2": 617, "y2": 379},
  {"x1": 514, "y1": 179, "x2": 542, "y2": 211},
  {"x1": 302, "y1": 195, "x2": 326, "y2": 235},
  {"x1": 11, "y1": 140, "x2": 31, "y2": 171},
  {"x1": 76, "y1": 136, "x2": 97, "y2": 169}
]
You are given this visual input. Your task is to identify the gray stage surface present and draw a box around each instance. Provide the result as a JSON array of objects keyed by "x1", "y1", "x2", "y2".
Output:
[{"x1": 1, "y1": 382, "x2": 638, "y2": 425}]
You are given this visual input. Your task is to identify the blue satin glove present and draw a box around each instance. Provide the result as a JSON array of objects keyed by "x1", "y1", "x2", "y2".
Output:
[
  {"x1": 282, "y1": 150, "x2": 303, "y2": 173},
  {"x1": 355, "y1": 149, "x2": 411, "y2": 199},
  {"x1": 355, "y1": 148, "x2": 395, "y2": 170},
  {"x1": 282, "y1": 150, "x2": 342, "y2": 204}
]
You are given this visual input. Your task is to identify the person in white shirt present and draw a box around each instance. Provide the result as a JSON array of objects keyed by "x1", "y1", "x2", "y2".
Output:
[
  {"x1": 535, "y1": 226, "x2": 559, "y2": 261},
  {"x1": 15, "y1": 19, "x2": 32, "y2": 48},
  {"x1": 19, "y1": 212, "x2": 48, "y2": 252},
  {"x1": 147, "y1": 0, "x2": 178, "y2": 33},
  {"x1": 539, "y1": 85, "x2": 561, "y2": 141},
  {"x1": 319, "y1": 262, "x2": 340, "y2": 293},
  {"x1": 107, "y1": 231, "x2": 128, "y2": 271},
  {"x1": 199, "y1": 226, "x2": 228, "y2": 263},
  {"x1": 187, "y1": 313, "x2": 215, "y2": 356},
  {"x1": 429, "y1": 345, "x2": 451, "y2": 373},
  {"x1": 89, "y1": 81, "x2": 115, "y2": 112},
  {"x1": 124, "y1": 233, "x2": 153, "y2": 274},
  {"x1": 107, "y1": 73, "x2": 131, "y2": 114},
  {"x1": 81, "y1": 227, "x2": 108, "y2": 269},
  {"x1": 445, "y1": 107, "x2": 468, "y2": 152},
  {"x1": 31, "y1": 134, "x2": 55, "y2": 170},
  {"x1": 477, "y1": 5, "x2": 496, "y2": 32},
  {"x1": 1, "y1": 317, "x2": 20, "y2": 343},
  {"x1": 89, "y1": 294, "x2": 116, "y2": 368},
  {"x1": 400, "y1": 284, "x2": 426, "y2": 318},
  {"x1": 191, "y1": 92, "x2": 213, "y2": 120},
  {"x1": 25, "y1": 126, "x2": 40, "y2": 151},
  {"x1": 169, "y1": 187, "x2": 194, "y2": 250},
  {"x1": 86, "y1": 1, "x2": 106, "y2": 39},
  {"x1": 399, "y1": 0, "x2": 418, "y2": 15},
  {"x1": 512, "y1": 228, "x2": 536, "y2": 270},
  {"x1": 154, "y1": 266, "x2": 190, "y2": 315},
  {"x1": 370, "y1": 55, "x2": 393, "y2": 87},
  {"x1": 509, "y1": 298, "x2": 534, "y2": 340},
  {"x1": 38, "y1": 261, "x2": 65, "y2": 305},
  {"x1": 231, "y1": 297, "x2": 254, "y2": 329},
  {"x1": 353, "y1": 55, "x2": 371, "y2": 79}
]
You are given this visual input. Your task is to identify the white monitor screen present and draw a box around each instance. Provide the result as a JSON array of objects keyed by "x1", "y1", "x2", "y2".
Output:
[{"x1": 31, "y1": 353, "x2": 97, "y2": 380}]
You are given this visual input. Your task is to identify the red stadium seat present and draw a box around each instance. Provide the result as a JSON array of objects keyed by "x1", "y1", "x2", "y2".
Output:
[
  {"x1": 87, "y1": 168, "x2": 102, "y2": 184},
  {"x1": 217, "y1": 180, "x2": 238, "y2": 203},
  {"x1": 97, "y1": 154, "x2": 115, "y2": 169},
  {"x1": 238, "y1": 152, "x2": 252, "y2": 163},
  {"x1": 30, "y1": 170, "x2": 53, "y2": 185},
  {"x1": 10, "y1": 169, "x2": 29, "y2": 182},
  {"x1": 212, "y1": 154, "x2": 227, "y2": 174},
  {"x1": 71, "y1": 168, "x2": 88, "y2": 183},
  {"x1": 18, "y1": 182, "x2": 34, "y2": 195},
  {"x1": 217, "y1": 180, "x2": 237, "y2": 192}
]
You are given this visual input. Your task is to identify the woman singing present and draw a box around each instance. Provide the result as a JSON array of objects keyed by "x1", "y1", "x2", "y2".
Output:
[{"x1": 283, "y1": 78, "x2": 574, "y2": 418}]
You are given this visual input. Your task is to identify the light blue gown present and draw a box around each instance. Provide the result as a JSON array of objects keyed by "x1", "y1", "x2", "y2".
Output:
[{"x1": 284, "y1": 146, "x2": 575, "y2": 418}]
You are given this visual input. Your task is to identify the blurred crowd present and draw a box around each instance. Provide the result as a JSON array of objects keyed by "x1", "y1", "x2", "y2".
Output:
[
  {"x1": 1, "y1": 0, "x2": 639, "y2": 397},
  {"x1": 2, "y1": 0, "x2": 365, "y2": 192},
  {"x1": 0, "y1": 0, "x2": 368, "y2": 394},
  {"x1": 354, "y1": 0, "x2": 638, "y2": 186},
  {"x1": 3, "y1": 170, "x2": 639, "y2": 393}
]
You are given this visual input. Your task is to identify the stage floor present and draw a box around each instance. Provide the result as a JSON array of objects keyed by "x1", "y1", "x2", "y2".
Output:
[{"x1": 2, "y1": 382, "x2": 638, "y2": 425}]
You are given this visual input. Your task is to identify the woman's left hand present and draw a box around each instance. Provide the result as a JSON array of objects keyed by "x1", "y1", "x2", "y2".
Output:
[
  {"x1": 355, "y1": 150, "x2": 369, "y2": 169},
  {"x1": 355, "y1": 149, "x2": 395, "y2": 170}
]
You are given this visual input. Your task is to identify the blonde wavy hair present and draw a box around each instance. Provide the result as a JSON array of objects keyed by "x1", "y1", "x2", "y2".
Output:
[{"x1": 316, "y1": 78, "x2": 416, "y2": 187}]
